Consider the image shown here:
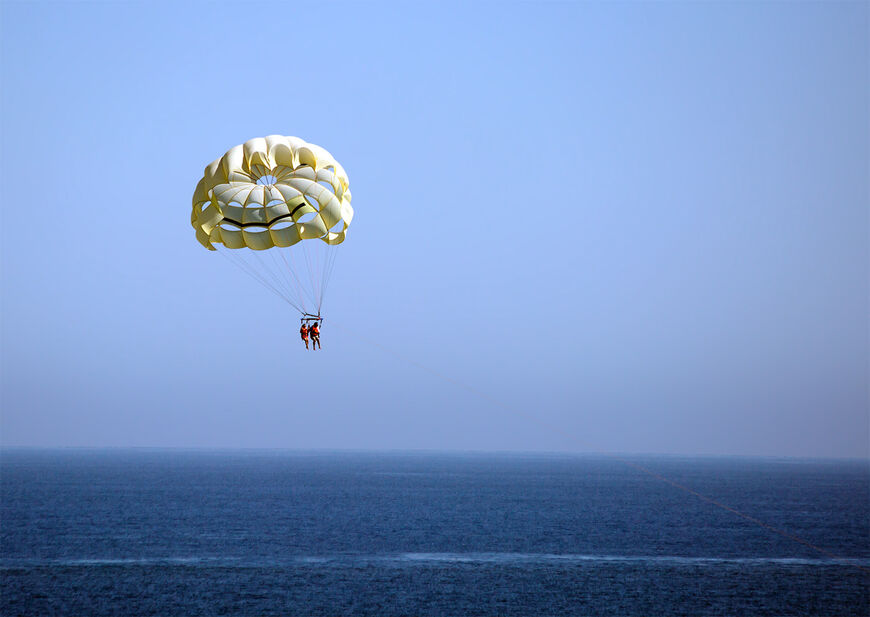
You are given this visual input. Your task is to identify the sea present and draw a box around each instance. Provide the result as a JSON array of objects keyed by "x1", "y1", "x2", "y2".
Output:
[{"x1": 1, "y1": 450, "x2": 867, "y2": 616}]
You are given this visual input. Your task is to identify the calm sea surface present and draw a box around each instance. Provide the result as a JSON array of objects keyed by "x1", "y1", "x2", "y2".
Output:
[{"x1": 1, "y1": 450, "x2": 868, "y2": 616}]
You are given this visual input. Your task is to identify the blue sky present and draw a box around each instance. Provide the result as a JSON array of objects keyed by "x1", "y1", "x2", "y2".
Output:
[{"x1": 1, "y1": 1, "x2": 867, "y2": 457}]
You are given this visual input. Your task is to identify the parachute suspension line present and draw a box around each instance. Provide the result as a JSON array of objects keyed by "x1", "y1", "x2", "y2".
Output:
[
  {"x1": 215, "y1": 242, "x2": 335, "y2": 319},
  {"x1": 302, "y1": 238, "x2": 316, "y2": 311},
  {"x1": 263, "y1": 248, "x2": 288, "y2": 299},
  {"x1": 216, "y1": 246, "x2": 272, "y2": 297},
  {"x1": 260, "y1": 248, "x2": 293, "y2": 311},
  {"x1": 275, "y1": 249, "x2": 305, "y2": 310},
  {"x1": 248, "y1": 248, "x2": 297, "y2": 309},
  {"x1": 301, "y1": 237, "x2": 320, "y2": 314},
  {"x1": 315, "y1": 240, "x2": 328, "y2": 310},
  {"x1": 282, "y1": 246, "x2": 319, "y2": 312},
  {"x1": 281, "y1": 249, "x2": 312, "y2": 314},
  {"x1": 319, "y1": 243, "x2": 339, "y2": 310},
  {"x1": 268, "y1": 248, "x2": 308, "y2": 314},
  {"x1": 219, "y1": 248, "x2": 300, "y2": 311},
  {"x1": 314, "y1": 240, "x2": 325, "y2": 309},
  {"x1": 216, "y1": 247, "x2": 304, "y2": 313},
  {"x1": 320, "y1": 244, "x2": 339, "y2": 304},
  {"x1": 250, "y1": 247, "x2": 310, "y2": 312},
  {"x1": 318, "y1": 249, "x2": 330, "y2": 310},
  {"x1": 212, "y1": 244, "x2": 337, "y2": 321},
  {"x1": 317, "y1": 240, "x2": 329, "y2": 309},
  {"x1": 329, "y1": 319, "x2": 870, "y2": 576}
]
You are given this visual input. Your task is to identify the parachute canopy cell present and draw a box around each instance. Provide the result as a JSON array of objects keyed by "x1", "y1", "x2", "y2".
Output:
[{"x1": 191, "y1": 135, "x2": 353, "y2": 251}]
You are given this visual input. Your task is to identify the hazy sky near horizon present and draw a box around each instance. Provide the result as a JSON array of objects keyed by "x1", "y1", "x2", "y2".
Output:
[{"x1": 1, "y1": 2, "x2": 867, "y2": 457}]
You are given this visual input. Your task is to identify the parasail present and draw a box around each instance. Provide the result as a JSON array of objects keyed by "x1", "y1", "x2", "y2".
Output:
[{"x1": 191, "y1": 135, "x2": 353, "y2": 318}]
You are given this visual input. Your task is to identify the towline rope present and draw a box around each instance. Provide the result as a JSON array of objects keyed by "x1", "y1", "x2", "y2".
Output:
[{"x1": 330, "y1": 319, "x2": 870, "y2": 576}]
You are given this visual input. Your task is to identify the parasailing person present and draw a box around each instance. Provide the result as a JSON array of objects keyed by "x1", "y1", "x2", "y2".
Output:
[{"x1": 191, "y1": 135, "x2": 354, "y2": 349}]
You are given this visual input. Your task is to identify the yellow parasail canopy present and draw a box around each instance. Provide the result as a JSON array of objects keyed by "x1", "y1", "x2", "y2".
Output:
[{"x1": 191, "y1": 135, "x2": 353, "y2": 251}]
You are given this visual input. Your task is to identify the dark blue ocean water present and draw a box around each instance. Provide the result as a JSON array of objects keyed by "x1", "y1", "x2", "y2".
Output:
[{"x1": 1, "y1": 450, "x2": 867, "y2": 616}]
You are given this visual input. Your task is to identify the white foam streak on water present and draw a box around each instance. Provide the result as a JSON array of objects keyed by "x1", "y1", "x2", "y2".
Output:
[
  {"x1": 2, "y1": 553, "x2": 868, "y2": 569},
  {"x1": 395, "y1": 553, "x2": 870, "y2": 567}
]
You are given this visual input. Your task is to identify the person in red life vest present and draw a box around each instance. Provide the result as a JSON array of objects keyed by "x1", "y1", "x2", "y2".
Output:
[
  {"x1": 310, "y1": 322, "x2": 321, "y2": 350},
  {"x1": 299, "y1": 322, "x2": 310, "y2": 350}
]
